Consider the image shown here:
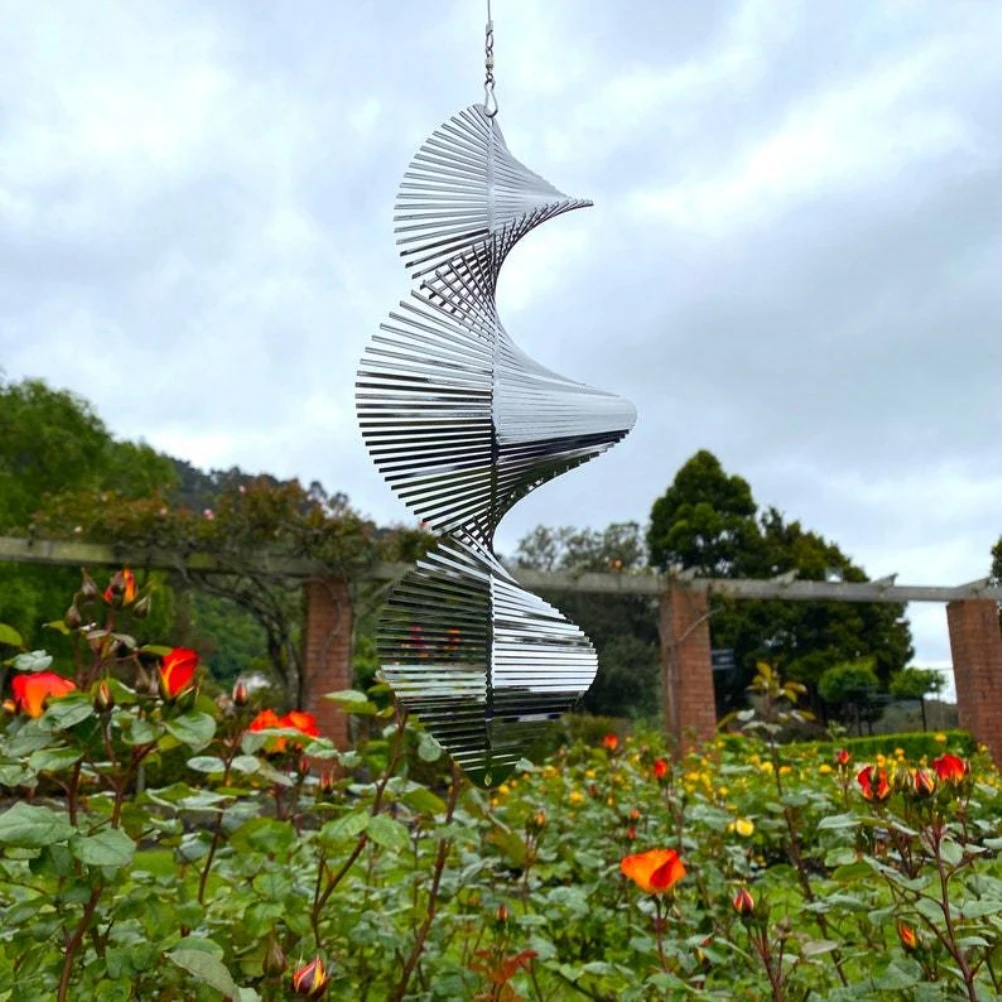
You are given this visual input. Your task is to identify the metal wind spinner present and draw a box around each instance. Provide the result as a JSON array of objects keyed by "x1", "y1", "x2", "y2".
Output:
[{"x1": 356, "y1": 14, "x2": 636, "y2": 787}]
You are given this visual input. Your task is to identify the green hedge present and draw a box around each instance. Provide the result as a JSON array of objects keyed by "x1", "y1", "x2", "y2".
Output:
[
  {"x1": 796, "y1": 729, "x2": 977, "y2": 761},
  {"x1": 716, "y1": 729, "x2": 977, "y2": 761}
]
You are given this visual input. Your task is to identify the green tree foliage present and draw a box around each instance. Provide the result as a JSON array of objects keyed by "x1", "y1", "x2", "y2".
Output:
[
  {"x1": 888, "y1": 666, "x2": 945, "y2": 700},
  {"x1": 511, "y1": 522, "x2": 659, "y2": 718},
  {"x1": 648, "y1": 451, "x2": 913, "y2": 712},
  {"x1": 818, "y1": 658, "x2": 881, "y2": 706},
  {"x1": 0, "y1": 377, "x2": 178, "y2": 646},
  {"x1": 647, "y1": 450, "x2": 759, "y2": 576}
]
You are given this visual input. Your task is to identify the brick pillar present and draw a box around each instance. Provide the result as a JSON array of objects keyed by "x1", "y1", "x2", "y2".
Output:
[
  {"x1": 659, "y1": 584, "x2": 716, "y2": 753},
  {"x1": 946, "y1": 599, "x2": 1002, "y2": 763},
  {"x1": 302, "y1": 577, "x2": 353, "y2": 750}
]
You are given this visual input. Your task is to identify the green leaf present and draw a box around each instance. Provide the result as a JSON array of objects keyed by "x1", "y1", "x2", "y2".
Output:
[
  {"x1": 319, "y1": 809, "x2": 369, "y2": 847},
  {"x1": 231, "y1": 755, "x2": 260, "y2": 774},
  {"x1": 71, "y1": 828, "x2": 135, "y2": 868},
  {"x1": 139, "y1": 644, "x2": 173, "y2": 656},
  {"x1": 817, "y1": 812, "x2": 859, "y2": 830},
  {"x1": 40, "y1": 694, "x2": 94, "y2": 731},
  {"x1": 168, "y1": 949, "x2": 239, "y2": 998},
  {"x1": 0, "y1": 624, "x2": 24, "y2": 648},
  {"x1": 126, "y1": 716, "x2": 161, "y2": 745},
  {"x1": 0, "y1": 803, "x2": 74, "y2": 847},
  {"x1": 401, "y1": 788, "x2": 447, "y2": 815},
  {"x1": 13, "y1": 650, "x2": 53, "y2": 671},
  {"x1": 324, "y1": 689, "x2": 379, "y2": 715},
  {"x1": 366, "y1": 815, "x2": 411, "y2": 852},
  {"x1": 165, "y1": 712, "x2": 216, "y2": 750},
  {"x1": 44, "y1": 620, "x2": 70, "y2": 636},
  {"x1": 28, "y1": 747, "x2": 83, "y2": 773},
  {"x1": 417, "y1": 731, "x2": 443, "y2": 762},
  {"x1": 187, "y1": 756, "x2": 226, "y2": 773},
  {"x1": 801, "y1": 940, "x2": 840, "y2": 957}
]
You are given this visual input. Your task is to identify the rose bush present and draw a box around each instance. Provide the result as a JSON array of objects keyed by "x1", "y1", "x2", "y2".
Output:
[{"x1": 1, "y1": 579, "x2": 1001, "y2": 1000}]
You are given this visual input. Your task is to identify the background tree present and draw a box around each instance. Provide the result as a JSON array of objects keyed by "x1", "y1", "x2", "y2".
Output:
[
  {"x1": 648, "y1": 450, "x2": 913, "y2": 715},
  {"x1": 818, "y1": 658, "x2": 882, "y2": 736},
  {"x1": 510, "y1": 522, "x2": 658, "y2": 718},
  {"x1": 889, "y1": 666, "x2": 946, "y2": 730},
  {"x1": 0, "y1": 377, "x2": 178, "y2": 646}
]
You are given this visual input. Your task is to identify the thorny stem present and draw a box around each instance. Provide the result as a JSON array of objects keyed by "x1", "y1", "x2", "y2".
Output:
[
  {"x1": 57, "y1": 885, "x2": 102, "y2": 1002},
  {"x1": 312, "y1": 708, "x2": 407, "y2": 935},
  {"x1": 197, "y1": 737, "x2": 240, "y2": 905},
  {"x1": 653, "y1": 897, "x2": 669, "y2": 974},
  {"x1": 389, "y1": 762, "x2": 462, "y2": 1002}
]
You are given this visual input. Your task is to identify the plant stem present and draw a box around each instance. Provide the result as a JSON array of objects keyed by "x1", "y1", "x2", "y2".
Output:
[
  {"x1": 390, "y1": 763, "x2": 462, "y2": 1002},
  {"x1": 57, "y1": 885, "x2": 102, "y2": 1002}
]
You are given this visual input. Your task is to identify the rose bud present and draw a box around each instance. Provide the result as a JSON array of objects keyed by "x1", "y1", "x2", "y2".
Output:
[
  {"x1": 526, "y1": 810, "x2": 546, "y2": 836},
  {"x1": 628, "y1": 808, "x2": 641, "y2": 822},
  {"x1": 836, "y1": 748, "x2": 851, "y2": 767},
  {"x1": 319, "y1": 771, "x2": 335, "y2": 796},
  {"x1": 732, "y1": 887, "x2": 755, "y2": 917},
  {"x1": 131, "y1": 595, "x2": 151, "y2": 619},
  {"x1": 79, "y1": 569, "x2": 99, "y2": 602},
  {"x1": 913, "y1": 769, "x2": 936, "y2": 798},
  {"x1": 263, "y1": 937, "x2": 287, "y2": 978},
  {"x1": 897, "y1": 922, "x2": 919, "y2": 952},
  {"x1": 653, "y1": 757, "x2": 669, "y2": 782},
  {"x1": 232, "y1": 680, "x2": 249, "y2": 707},
  {"x1": 158, "y1": 648, "x2": 198, "y2": 701},
  {"x1": 65, "y1": 605, "x2": 83, "y2": 631},
  {"x1": 494, "y1": 904, "x2": 510, "y2": 932},
  {"x1": 291, "y1": 957, "x2": 330, "y2": 998},
  {"x1": 94, "y1": 680, "x2": 114, "y2": 714}
]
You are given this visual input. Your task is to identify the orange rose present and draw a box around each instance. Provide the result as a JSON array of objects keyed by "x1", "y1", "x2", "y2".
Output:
[
  {"x1": 159, "y1": 648, "x2": 198, "y2": 700},
  {"x1": 281, "y1": 711, "x2": 320, "y2": 739},
  {"x1": 10, "y1": 672, "x2": 77, "y2": 718},
  {"x1": 620, "y1": 848, "x2": 686, "y2": 894},
  {"x1": 931, "y1": 753, "x2": 967, "y2": 784},
  {"x1": 602, "y1": 733, "x2": 619, "y2": 752}
]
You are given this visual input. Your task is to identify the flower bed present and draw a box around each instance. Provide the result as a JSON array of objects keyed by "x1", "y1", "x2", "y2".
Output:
[{"x1": 1, "y1": 574, "x2": 1001, "y2": 1000}]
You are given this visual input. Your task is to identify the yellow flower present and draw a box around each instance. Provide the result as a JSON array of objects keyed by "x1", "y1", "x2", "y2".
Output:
[
  {"x1": 568, "y1": 791, "x2": 585, "y2": 805},
  {"x1": 760, "y1": 762, "x2": 773, "y2": 774},
  {"x1": 894, "y1": 748, "x2": 906, "y2": 758},
  {"x1": 934, "y1": 733, "x2": 947, "y2": 744},
  {"x1": 606, "y1": 797, "x2": 615, "y2": 808},
  {"x1": 584, "y1": 769, "x2": 596, "y2": 779},
  {"x1": 717, "y1": 786, "x2": 729, "y2": 797},
  {"x1": 735, "y1": 818, "x2": 755, "y2": 837},
  {"x1": 819, "y1": 764, "x2": 833, "y2": 775},
  {"x1": 779, "y1": 765, "x2": 792, "y2": 777},
  {"x1": 876, "y1": 754, "x2": 886, "y2": 767},
  {"x1": 497, "y1": 784, "x2": 511, "y2": 797}
]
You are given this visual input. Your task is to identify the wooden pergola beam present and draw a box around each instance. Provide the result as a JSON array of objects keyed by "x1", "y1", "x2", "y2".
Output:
[{"x1": 2, "y1": 537, "x2": 1000, "y2": 603}]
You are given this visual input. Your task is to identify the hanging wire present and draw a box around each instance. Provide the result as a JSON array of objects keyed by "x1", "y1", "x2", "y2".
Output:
[{"x1": 484, "y1": 0, "x2": 498, "y2": 117}]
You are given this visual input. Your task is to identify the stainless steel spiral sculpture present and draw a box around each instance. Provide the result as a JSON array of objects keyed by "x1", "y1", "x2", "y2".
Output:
[{"x1": 356, "y1": 104, "x2": 636, "y2": 786}]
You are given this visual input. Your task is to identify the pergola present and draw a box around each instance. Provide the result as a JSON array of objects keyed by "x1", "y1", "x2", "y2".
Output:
[{"x1": 3, "y1": 536, "x2": 1001, "y2": 761}]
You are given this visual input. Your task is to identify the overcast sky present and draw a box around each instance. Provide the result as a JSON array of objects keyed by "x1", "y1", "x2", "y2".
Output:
[{"x1": 2, "y1": 1, "x2": 1000, "y2": 686}]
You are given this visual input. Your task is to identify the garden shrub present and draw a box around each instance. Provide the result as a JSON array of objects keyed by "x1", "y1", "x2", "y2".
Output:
[{"x1": 1, "y1": 574, "x2": 1001, "y2": 1000}]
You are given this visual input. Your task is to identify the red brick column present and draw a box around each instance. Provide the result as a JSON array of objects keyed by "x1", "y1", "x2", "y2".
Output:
[
  {"x1": 302, "y1": 577, "x2": 353, "y2": 750},
  {"x1": 659, "y1": 584, "x2": 716, "y2": 753},
  {"x1": 946, "y1": 599, "x2": 1002, "y2": 763}
]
